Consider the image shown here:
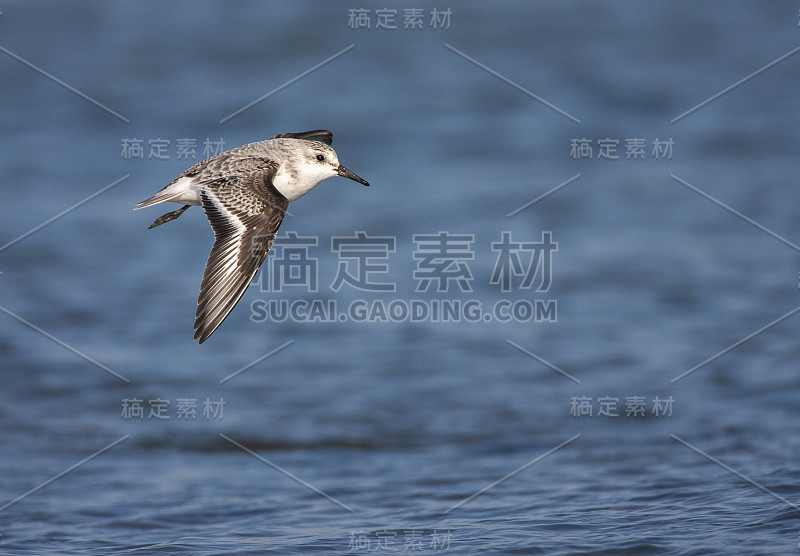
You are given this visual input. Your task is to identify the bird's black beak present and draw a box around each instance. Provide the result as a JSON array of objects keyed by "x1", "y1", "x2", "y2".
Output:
[{"x1": 337, "y1": 165, "x2": 370, "y2": 187}]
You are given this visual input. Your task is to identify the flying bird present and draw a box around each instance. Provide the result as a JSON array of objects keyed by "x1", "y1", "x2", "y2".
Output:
[{"x1": 135, "y1": 130, "x2": 369, "y2": 343}]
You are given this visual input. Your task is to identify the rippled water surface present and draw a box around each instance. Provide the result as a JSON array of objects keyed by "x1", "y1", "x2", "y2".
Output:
[{"x1": 1, "y1": 2, "x2": 799, "y2": 554}]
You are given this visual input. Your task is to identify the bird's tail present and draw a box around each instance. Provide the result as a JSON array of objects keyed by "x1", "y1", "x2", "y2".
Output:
[{"x1": 134, "y1": 190, "x2": 184, "y2": 210}]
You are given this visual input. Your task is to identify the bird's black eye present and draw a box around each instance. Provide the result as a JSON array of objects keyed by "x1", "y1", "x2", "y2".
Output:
[{"x1": 316, "y1": 154, "x2": 325, "y2": 162}]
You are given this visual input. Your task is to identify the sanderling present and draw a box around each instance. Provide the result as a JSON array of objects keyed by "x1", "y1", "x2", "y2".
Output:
[{"x1": 135, "y1": 130, "x2": 369, "y2": 344}]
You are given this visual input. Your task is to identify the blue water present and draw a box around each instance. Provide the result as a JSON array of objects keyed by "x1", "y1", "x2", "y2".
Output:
[{"x1": 1, "y1": 1, "x2": 799, "y2": 553}]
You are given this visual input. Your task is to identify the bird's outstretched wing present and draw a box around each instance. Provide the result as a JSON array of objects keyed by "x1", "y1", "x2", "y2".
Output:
[
  {"x1": 272, "y1": 130, "x2": 333, "y2": 145},
  {"x1": 193, "y1": 162, "x2": 288, "y2": 343}
]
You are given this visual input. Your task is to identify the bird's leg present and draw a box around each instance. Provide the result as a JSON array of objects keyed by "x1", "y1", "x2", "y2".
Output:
[{"x1": 148, "y1": 205, "x2": 191, "y2": 229}]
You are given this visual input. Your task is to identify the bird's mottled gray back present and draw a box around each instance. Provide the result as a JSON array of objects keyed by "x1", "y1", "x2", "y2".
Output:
[
  {"x1": 180, "y1": 138, "x2": 330, "y2": 180},
  {"x1": 207, "y1": 159, "x2": 282, "y2": 213},
  {"x1": 173, "y1": 143, "x2": 275, "y2": 188}
]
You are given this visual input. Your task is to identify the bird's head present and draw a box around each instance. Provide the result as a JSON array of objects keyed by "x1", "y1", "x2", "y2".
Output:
[
  {"x1": 271, "y1": 139, "x2": 370, "y2": 202},
  {"x1": 299, "y1": 142, "x2": 370, "y2": 187}
]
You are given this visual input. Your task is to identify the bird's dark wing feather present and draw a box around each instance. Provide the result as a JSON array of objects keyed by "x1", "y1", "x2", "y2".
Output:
[
  {"x1": 193, "y1": 162, "x2": 288, "y2": 344},
  {"x1": 272, "y1": 130, "x2": 333, "y2": 145}
]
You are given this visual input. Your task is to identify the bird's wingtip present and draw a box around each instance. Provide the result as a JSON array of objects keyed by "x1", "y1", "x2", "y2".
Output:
[{"x1": 272, "y1": 130, "x2": 333, "y2": 145}]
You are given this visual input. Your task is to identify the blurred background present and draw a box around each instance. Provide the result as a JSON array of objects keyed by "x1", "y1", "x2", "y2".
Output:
[{"x1": 1, "y1": 1, "x2": 799, "y2": 553}]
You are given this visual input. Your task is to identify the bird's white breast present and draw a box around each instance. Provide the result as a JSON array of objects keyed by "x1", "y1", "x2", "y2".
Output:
[{"x1": 272, "y1": 166, "x2": 324, "y2": 202}]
